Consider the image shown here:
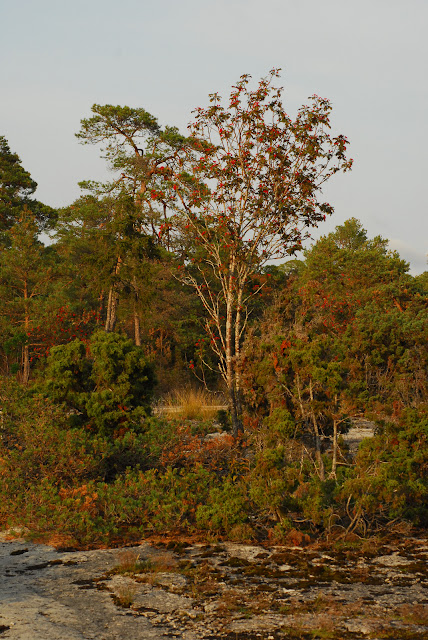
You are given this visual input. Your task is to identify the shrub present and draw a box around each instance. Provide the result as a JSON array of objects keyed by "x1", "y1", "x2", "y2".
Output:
[
  {"x1": 247, "y1": 447, "x2": 300, "y2": 522},
  {"x1": 195, "y1": 479, "x2": 249, "y2": 533},
  {"x1": 40, "y1": 330, "x2": 155, "y2": 436},
  {"x1": 99, "y1": 466, "x2": 216, "y2": 534},
  {"x1": 340, "y1": 407, "x2": 428, "y2": 527}
]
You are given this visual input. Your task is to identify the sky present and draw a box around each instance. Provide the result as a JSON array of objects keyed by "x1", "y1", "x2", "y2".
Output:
[{"x1": 1, "y1": 0, "x2": 427, "y2": 274}]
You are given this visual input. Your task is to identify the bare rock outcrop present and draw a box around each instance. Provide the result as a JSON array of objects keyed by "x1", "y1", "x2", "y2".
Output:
[{"x1": 0, "y1": 531, "x2": 427, "y2": 639}]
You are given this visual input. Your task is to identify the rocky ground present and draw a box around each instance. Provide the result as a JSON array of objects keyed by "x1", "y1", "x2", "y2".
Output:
[{"x1": 0, "y1": 529, "x2": 427, "y2": 640}]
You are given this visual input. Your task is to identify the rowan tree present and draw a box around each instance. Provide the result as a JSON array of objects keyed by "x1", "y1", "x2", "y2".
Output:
[{"x1": 173, "y1": 70, "x2": 353, "y2": 434}]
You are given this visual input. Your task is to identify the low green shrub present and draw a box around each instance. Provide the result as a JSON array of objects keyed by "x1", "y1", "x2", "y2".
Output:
[
  {"x1": 39, "y1": 330, "x2": 155, "y2": 436},
  {"x1": 340, "y1": 407, "x2": 428, "y2": 527},
  {"x1": 1, "y1": 372, "x2": 425, "y2": 546},
  {"x1": 195, "y1": 479, "x2": 249, "y2": 533}
]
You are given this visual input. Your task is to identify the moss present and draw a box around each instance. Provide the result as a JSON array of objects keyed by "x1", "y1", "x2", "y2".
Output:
[{"x1": 220, "y1": 556, "x2": 251, "y2": 568}]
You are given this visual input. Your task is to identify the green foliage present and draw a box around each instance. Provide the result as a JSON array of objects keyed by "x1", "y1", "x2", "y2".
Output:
[
  {"x1": 0, "y1": 107, "x2": 426, "y2": 544},
  {"x1": 0, "y1": 379, "x2": 218, "y2": 542},
  {"x1": 243, "y1": 218, "x2": 427, "y2": 454},
  {"x1": 341, "y1": 407, "x2": 428, "y2": 526},
  {"x1": 113, "y1": 465, "x2": 214, "y2": 533},
  {"x1": 195, "y1": 480, "x2": 249, "y2": 533},
  {"x1": 0, "y1": 136, "x2": 56, "y2": 233},
  {"x1": 41, "y1": 330, "x2": 155, "y2": 436},
  {"x1": 263, "y1": 407, "x2": 296, "y2": 440},
  {"x1": 0, "y1": 210, "x2": 59, "y2": 380},
  {"x1": 247, "y1": 446, "x2": 299, "y2": 520},
  {"x1": 0, "y1": 380, "x2": 107, "y2": 543}
]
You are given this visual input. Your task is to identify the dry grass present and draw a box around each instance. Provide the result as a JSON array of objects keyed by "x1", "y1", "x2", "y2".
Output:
[
  {"x1": 160, "y1": 387, "x2": 226, "y2": 421},
  {"x1": 395, "y1": 604, "x2": 428, "y2": 625},
  {"x1": 113, "y1": 582, "x2": 138, "y2": 608},
  {"x1": 147, "y1": 551, "x2": 179, "y2": 573},
  {"x1": 115, "y1": 549, "x2": 178, "y2": 576},
  {"x1": 116, "y1": 548, "x2": 143, "y2": 573}
]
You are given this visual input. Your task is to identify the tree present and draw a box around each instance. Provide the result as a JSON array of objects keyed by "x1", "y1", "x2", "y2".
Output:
[
  {"x1": 0, "y1": 136, "x2": 55, "y2": 233},
  {"x1": 300, "y1": 219, "x2": 427, "y2": 414},
  {"x1": 69, "y1": 105, "x2": 200, "y2": 340},
  {"x1": 174, "y1": 70, "x2": 353, "y2": 434},
  {"x1": 340, "y1": 408, "x2": 428, "y2": 528},
  {"x1": 242, "y1": 219, "x2": 427, "y2": 478},
  {"x1": 0, "y1": 210, "x2": 56, "y2": 381},
  {"x1": 57, "y1": 192, "x2": 161, "y2": 338}
]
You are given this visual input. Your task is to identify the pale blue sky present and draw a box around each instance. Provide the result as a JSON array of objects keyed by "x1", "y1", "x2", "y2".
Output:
[{"x1": 1, "y1": 0, "x2": 427, "y2": 272}]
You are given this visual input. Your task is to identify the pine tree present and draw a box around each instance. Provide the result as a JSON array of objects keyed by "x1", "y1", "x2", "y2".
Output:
[
  {"x1": 0, "y1": 210, "x2": 56, "y2": 381},
  {"x1": 0, "y1": 136, "x2": 55, "y2": 233}
]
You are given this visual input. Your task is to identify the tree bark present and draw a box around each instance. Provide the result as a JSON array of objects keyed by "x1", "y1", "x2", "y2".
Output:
[
  {"x1": 132, "y1": 276, "x2": 141, "y2": 346},
  {"x1": 330, "y1": 418, "x2": 338, "y2": 479},
  {"x1": 225, "y1": 271, "x2": 243, "y2": 437},
  {"x1": 134, "y1": 305, "x2": 141, "y2": 346},
  {"x1": 22, "y1": 345, "x2": 30, "y2": 384},
  {"x1": 234, "y1": 286, "x2": 244, "y2": 432},
  {"x1": 309, "y1": 379, "x2": 325, "y2": 480},
  {"x1": 105, "y1": 256, "x2": 121, "y2": 332},
  {"x1": 105, "y1": 285, "x2": 119, "y2": 332},
  {"x1": 22, "y1": 282, "x2": 30, "y2": 384}
]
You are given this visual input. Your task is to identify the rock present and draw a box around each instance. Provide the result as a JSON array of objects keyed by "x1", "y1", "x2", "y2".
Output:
[
  {"x1": 373, "y1": 553, "x2": 412, "y2": 566},
  {"x1": 229, "y1": 614, "x2": 286, "y2": 632},
  {"x1": 154, "y1": 571, "x2": 187, "y2": 590},
  {"x1": 342, "y1": 419, "x2": 375, "y2": 457},
  {"x1": 0, "y1": 527, "x2": 31, "y2": 542},
  {"x1": 0, "y1": 533, "x2": 427, "y2": 639},
  {"x1": 204, "y1": 432, "x2": 229, "y2": 441},
  {"x1": 222, "y1": 543, "x2": 266, "y2": 561},
  {"x1": 132, "y1": 588, "x2": 194, "y2": 614},
  {"x1": 0, "y1": 541, "x2": 178, "y2": 638},
  {"x1": 343, "y1": 618, "x2": 375, "y2": 635}
]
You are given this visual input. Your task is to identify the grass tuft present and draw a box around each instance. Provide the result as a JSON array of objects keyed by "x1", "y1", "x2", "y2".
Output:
[{"x1": 160, "y1": 387, "x2": 226, "y2": 421}]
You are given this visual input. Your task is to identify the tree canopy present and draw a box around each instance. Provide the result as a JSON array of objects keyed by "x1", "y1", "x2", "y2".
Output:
[{"x1": 174, "y1": 70, "x2": 353, "y2": 433}]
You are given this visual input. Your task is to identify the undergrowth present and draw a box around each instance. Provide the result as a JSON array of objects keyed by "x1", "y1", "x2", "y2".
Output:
[{"x1": 0, "y1": 378, "x2": 426, "y2": 548}]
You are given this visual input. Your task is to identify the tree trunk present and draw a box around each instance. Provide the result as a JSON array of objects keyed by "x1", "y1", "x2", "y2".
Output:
[
  {"x1": 225, "y1": 271, "x2": 242, "y2": 437},
  {"x1": 22, "y1": 284, "x2": 30, "y2": 384},
  {"x1": 309, "y1": 379, "x2": 325, "y2": 480},
  {"x1": 105, "y1": 285, "x2": 119, "y2": 332},
  {"x1": 330, "y1": 418, "x2": 338, "y2": 479},
  {"x1": 105, "y1": 257, "x2": 121, "y2": 332},
  {"x1": 22, "y1": 345, "x2": 30, "y2": 384},
  {"x1": 133, "y1": 276, "x2": 141, "y2": 346},
  {"x1": 234, "y1": 287, "x2": 244, "y2": 432},
  {"x1": 329, "y1": 393, "x2": 339, "y2": 480},
  {"x1": 134, "y1": 306, "x2": 141, "y2": 346}
]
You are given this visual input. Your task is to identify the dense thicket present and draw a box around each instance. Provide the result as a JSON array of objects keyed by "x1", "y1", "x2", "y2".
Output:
[{"x1": 0, "y1": 76, "x2": 427, "y2": 546}]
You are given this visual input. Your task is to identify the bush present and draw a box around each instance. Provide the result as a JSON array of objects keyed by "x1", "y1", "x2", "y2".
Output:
[
  {"x1": 340, "y1": 407, "x2": 428, "y2": 527},
  {"x1": 248, "y1": 447, "x2": 300, "y2": 522},
  {"x1": 40, "y1": 330, "x2": 155, "y2": 436},
  {"x1": 195, "y1": 479, "x2": 249, "y2": 533},
  {"x1": 0, "y1": 381, "x2": 224, "y2": 542}
]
